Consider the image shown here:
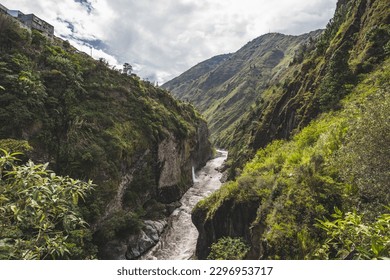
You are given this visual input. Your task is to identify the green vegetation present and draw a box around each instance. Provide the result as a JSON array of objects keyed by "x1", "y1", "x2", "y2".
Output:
[
  {"x1": 194, "y1": 0, "x2": 390, "y2": 256},
  {"x1": 315, "y1": 207, "x2": 390, "y2": 260},
  {"x1": 335, "y1": 91, "x2": 390, "y2": 216},
  {"x1": 196, "y1": 55, "x2": 390, "y2": 258},
  {"x1": 0, "y1": 12, "x2": 209, "y2": 259},
  {"x1": 195, "y1": 57, "x2": 390, "y2": 259},
  {"x1": 0, "y1": 139, "x2": 32, "y2": 155},
  {"x1": 2, "y1": 0, "x2": 389, "y2": 260},
  {"x1": 207, "y1": 237, "x2": 249, "y2": 260},
  {"x1": 163, "y1": 32, "x2": 318, "y2": 144},
  {"x1": 0, "y1": 150, "x2": 95, "y2": 259},
  {"x1": 219, "y1": 0, "x2": 390, "y2": 180},
  {"x1": 93, "y1": 210, "x2": 142, "y2": 243}
]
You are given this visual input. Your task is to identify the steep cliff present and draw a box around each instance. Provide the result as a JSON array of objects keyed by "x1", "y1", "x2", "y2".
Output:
[
  {"x1": 0, "y1": 13, "x2": 212, "y2": 259},
  {"x1": 193, "y1": 0, "x2": 390, "y2": 260},
  {"x1": 192, "y1": 195, "x2": 260, "y2": 259}
]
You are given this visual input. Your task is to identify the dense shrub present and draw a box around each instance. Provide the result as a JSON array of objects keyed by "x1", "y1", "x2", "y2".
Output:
[
  {"x1": 335, "y1": 90, "x2": 390, "y2": 216},
  {"x1": 207, "y1": 237, "x2": 250, "y2": 260},
  {"x1": 315, "y1": 207, "x2": 390, "y2": 259}
]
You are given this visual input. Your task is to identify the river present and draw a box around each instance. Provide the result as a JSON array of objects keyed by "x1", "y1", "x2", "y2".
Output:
[{"x1": 140, "y1": 150, "x2": 227, "y2": 260}]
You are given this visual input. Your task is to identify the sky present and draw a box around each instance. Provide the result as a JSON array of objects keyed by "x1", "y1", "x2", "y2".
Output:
[{"x1": 2, "y1": 0, "x2": 338, "y2": 84}]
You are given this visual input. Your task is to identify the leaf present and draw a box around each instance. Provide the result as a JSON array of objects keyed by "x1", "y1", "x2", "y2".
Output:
[
  {"x1": 39, "y1": 214, "x2": 46, "y2": 224},
  {"x1": 0, "y1": 195, "x2": 10, "y2": 203},
  {"x1": 333, "y1": 207, "x2": 342, "y2": 217},
  {"x1": 10, "y1": 205, "x2": 18, "y2": 214},
  {"x1": 72, "y1": 193, "x2": 78, "y2": 205},
  {"x1": 371, "y1": 241, "x2": 384, "y2": 257}
]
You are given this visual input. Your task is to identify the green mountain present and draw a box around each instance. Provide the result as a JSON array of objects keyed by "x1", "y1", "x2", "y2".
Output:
[
  {"x1": 163, "y1": 53, "x2": 232, "y2": 95},
  {"x1": 224, "y1": 0, "x2": 390, "y2": 179},
  {"x1": 0, "y1": 13, "x2": 212, "y2": 259},
  {"x1": 163, "y1": 31, "x2": 321, "y2": 143},
  {"x1": 1, "y1": 0, "x2": 389, "y2": 261},
  {"x1": 193, "y1": 0, "x2": 390, "y2": 260}
]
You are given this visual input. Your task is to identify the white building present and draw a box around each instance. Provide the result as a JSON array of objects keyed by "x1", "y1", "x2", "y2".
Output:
[{"x1": 5, "y1": 7, "x2": 54, "y2": 37}]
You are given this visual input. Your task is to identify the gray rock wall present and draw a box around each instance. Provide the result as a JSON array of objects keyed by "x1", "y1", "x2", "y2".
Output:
[{"x1": 97, "y1": 119, "x2": 212, "y2": 259}]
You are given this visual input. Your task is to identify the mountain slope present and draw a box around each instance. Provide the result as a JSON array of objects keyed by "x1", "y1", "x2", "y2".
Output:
[
  {"x1": 192, "y1": 0, "x2": 390, "y2": 260},
  {"x1": 163, "y1": 31, "x2": 321, "y2": 142},
  {"x1": 163, "y1": 53, "x2": 232, "y2": 95},
  {"x1": 224, "y1": 0, "x2": 390, "y2": 178},
  {"x1": 0, "y1": 13, "x2": 212, "y2": 259}
]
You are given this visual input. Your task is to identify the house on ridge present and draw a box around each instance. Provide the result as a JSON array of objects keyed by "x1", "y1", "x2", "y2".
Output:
[{"x1": 1, "y1": 2, "x2": 54, "y2": 37}]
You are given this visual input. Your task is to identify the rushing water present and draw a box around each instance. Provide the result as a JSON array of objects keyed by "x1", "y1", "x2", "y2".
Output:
[{"x1": 140, "y1": 150, "x2": 228, "y2": 260}]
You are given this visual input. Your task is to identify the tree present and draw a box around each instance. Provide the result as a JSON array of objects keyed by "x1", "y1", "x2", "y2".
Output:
[
  {"x1": 122, "y1": 62, "x2": 132, "y2": 75},
  {"x1": 317, "y1": 47, "x2": 353, "y2": 110},
  {"x1": 0, "y1": 150, "x2": 95, "y2": 259}
]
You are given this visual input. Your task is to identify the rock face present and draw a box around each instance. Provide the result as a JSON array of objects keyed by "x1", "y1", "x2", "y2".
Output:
[
  {"x1": 98, "y1": 119, "x2": 212, "y2": 259},
  {"x1": 192, "y1": 196, "x2": 260, "y2": 259},
  {"x1": 157, "y1": 121, "x2": 212, "y2": 203},
  {"x1": 192, "y1": 121, "x2": 212, "y2": 170},
  {"x1": 125, "y1": 220, "x2": 167, "y2": 259},
  {"x1": 157, "y1": 133, "x2": 192, "y2": 203},
  {"x1": 100, "y1": 220, "x2": 167, "y2": 260}
]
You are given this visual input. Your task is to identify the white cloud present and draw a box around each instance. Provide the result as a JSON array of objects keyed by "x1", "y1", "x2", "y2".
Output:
[{"x1": 2, "y1": 0, "x2": 337, "y2": 84}]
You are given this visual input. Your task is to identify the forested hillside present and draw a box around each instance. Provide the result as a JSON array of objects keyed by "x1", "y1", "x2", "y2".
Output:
[
  {"x1": 0, "y1": 13, "x2": 212, "y2": 259},
  {"x1": 193, "y1": 0, "x2": 390, "y2": 260}
]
